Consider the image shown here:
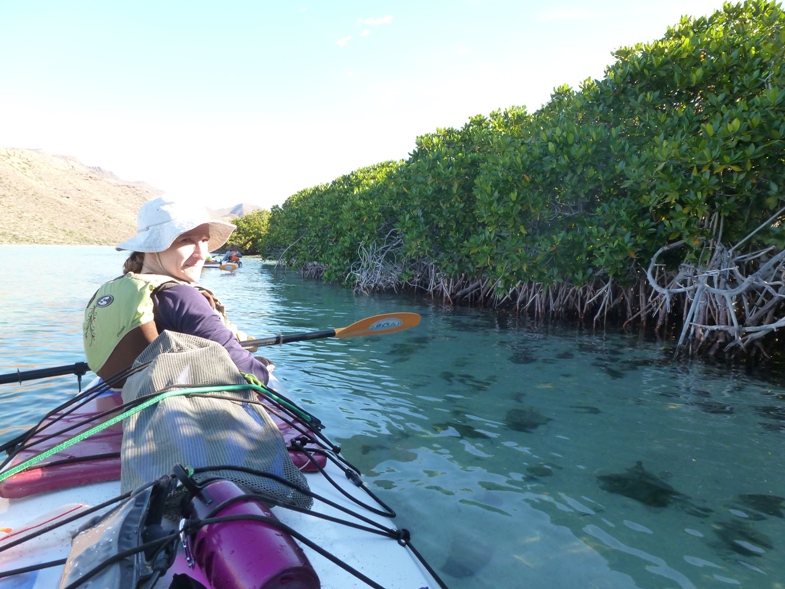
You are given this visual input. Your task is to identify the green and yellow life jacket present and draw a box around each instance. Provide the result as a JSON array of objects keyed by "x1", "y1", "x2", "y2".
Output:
[{"x1": 83, "y1": 273, "x2": 234, "y2": 382}]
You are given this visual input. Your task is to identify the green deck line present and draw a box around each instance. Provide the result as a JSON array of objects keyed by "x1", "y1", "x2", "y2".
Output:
[{"x1": 0, "y1": 383, "x2": 305, "y2": 483}]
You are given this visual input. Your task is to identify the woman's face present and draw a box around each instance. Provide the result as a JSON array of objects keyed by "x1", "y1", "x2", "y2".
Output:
[{"x1": 156, "y1": 224, "x2": 211, "y2": 283}]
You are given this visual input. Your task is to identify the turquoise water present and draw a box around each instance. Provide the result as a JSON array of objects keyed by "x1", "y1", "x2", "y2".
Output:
[{"x1": 1, "y1": 245, "x2": 784, "y2": 588}]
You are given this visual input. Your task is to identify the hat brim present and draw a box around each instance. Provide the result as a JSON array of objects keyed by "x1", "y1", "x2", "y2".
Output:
[{"x1": 116, "y1": 220, "x2": 236, "y2": 253}]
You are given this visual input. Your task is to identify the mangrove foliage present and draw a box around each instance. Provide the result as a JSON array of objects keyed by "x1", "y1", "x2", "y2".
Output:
[{"x1": 237, "y1": 1, "x2": 785, "y2": 361}]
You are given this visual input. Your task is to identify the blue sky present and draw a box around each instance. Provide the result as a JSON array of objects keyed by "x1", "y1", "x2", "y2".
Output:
[{"x1": 0, "y1": 0, "x2": 730, "y2": 209}]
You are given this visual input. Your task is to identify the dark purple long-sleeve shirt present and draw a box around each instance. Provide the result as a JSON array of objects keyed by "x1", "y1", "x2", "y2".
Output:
[{"x1": 152, "y1": 284, "x2": 269, "y2": 384}]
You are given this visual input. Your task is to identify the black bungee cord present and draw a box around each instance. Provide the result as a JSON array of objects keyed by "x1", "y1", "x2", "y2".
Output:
[
  {"x1": 189, "y1": 464, "x2": 450, "y2": 589},
  {"x1": 0, "y1": 362, "x2": 149, "y2": 464},
  {"x1": 182, "y1": 390, "x2": 397, "y2": 518}
]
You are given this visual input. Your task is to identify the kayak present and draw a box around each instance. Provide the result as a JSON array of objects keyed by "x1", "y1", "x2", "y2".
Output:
[{"x1": 0, "y1": 342, "x2": 445, "y2": 589}]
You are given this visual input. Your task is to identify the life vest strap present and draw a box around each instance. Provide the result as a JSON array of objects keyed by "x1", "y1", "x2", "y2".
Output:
[{"x1": 96, "y1": 321, "x2": 159, "y2": 386}]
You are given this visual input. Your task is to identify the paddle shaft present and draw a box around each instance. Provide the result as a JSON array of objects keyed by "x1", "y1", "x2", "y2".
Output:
[
  {"x1": 1, "y1": 313, "x2": 420, "y2": 384},
  {"x1": 242, "y1": 330, "x2": 336, "y2": 348},
  {"x1": 240, "y1": 313, "x2": 420, "y2": 348},
  {"x1": 0, "y1": 362, "x2": 90, "y2": 386},
  {"x1": 2, "y1": 331, "x2": 341, "y2": 383}
]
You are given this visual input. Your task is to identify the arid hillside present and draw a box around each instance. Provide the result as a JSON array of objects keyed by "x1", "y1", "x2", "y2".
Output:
[
  {"x1": 0, "y1": 148, "x2": 163, "y2": 245},
  {"x1": 0, "y1": 148, "x2": 262, "y2": 246}
]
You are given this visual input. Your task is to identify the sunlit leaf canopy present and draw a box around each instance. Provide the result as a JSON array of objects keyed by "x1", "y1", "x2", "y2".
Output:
[{"x1": 230, "y1": 1, "x2": 785, "y2": 360}]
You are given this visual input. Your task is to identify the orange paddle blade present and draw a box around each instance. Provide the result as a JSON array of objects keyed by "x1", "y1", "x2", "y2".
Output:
[{"x1": 334, "y1": 312, "x2": 421, "y2": 339}]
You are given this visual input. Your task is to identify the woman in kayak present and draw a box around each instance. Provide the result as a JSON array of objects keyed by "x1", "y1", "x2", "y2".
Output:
[
  {"x1": 82, "y1": 195, "x2": 269, "y2": 386},
  {"x1": 222, "y1": 248, "x2": 242, "y2": 263}
]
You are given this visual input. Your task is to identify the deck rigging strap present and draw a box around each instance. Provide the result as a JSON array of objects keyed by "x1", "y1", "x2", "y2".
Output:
[
  {"x1": 243, "y1": 373, "x2": 322, "y2": 428},
  {"x1": 0, "y1": 363, "x2": 148, "y2": 459},
  {"x1": 188, "y1": 464, "x2": 451, "y2": 589},
  {"x1": 0, "y1": 384, "x2": 269, "y2": 484}
]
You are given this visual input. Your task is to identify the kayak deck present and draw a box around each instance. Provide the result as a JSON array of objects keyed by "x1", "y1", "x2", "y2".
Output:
[{"x1": 0, "y1": 379, "x2": 442, "y2": 588}]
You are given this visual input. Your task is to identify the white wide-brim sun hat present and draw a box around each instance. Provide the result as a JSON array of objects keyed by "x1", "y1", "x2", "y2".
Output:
[{"x1": 117, "y1": 195, "x2": 236, "y2": 253}]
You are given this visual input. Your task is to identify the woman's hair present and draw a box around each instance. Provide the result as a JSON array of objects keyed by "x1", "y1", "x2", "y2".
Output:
[{"x1": 123, "y1": 251, "x2": 145, "y2": 274}]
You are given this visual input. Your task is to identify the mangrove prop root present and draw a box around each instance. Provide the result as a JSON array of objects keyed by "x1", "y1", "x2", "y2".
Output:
[{"x1": 285, "y1": 216, "x2": 785, "y2": 361}]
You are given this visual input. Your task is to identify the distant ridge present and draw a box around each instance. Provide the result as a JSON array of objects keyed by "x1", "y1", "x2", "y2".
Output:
[
  {"x1": 208, "y1": 202, "x2": 261, "y2": 220},
  {"x1": 0, "y1": 147, "x2": 259, "y2": 245}
]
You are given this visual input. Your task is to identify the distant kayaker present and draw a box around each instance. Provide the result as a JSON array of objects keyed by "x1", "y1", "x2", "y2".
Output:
[
  {"x1": 222, "y1": 248, "x2": 242, "y2": 263},
  {"x1": 82, "y1": 195, "x2": 268, "y2": 386}
]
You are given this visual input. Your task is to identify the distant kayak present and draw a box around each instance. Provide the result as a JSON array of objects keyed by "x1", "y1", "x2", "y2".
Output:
[{"x1": 204, "y1": 261, "x2": 240, "y2": 271}]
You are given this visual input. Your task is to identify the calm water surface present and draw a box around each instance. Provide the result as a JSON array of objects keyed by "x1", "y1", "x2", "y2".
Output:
[{"x1": 1, "y1": 245, "x2": 784, "y2": 589}]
